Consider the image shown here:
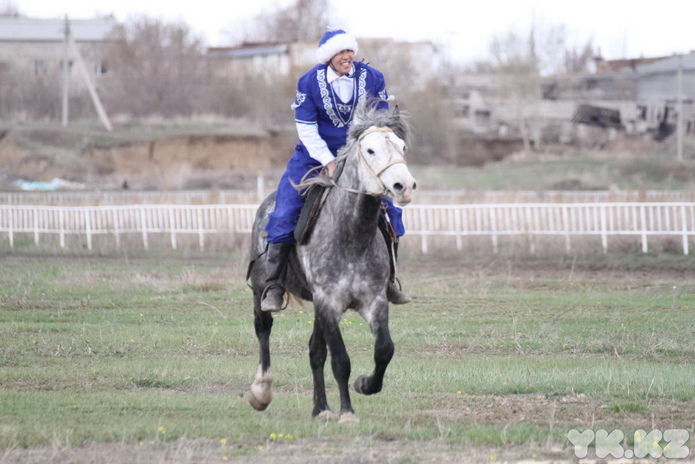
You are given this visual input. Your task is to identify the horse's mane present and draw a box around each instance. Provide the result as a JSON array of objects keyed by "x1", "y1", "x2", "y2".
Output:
[
  {"x1": 348, "y1": 98, "x2": 410, "y2": 146},
  {"x1": 295, "y1": 99, "x2": 410, "y2": 192}
]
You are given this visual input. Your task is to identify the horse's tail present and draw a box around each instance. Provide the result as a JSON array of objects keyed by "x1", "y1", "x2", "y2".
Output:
[{"x1": 245, "y1": 244, "x2": 268, "y2": 287}]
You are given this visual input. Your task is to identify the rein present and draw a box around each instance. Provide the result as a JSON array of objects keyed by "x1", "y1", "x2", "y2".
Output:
[{"x1": 335, "y1": 127, "x2": 407, "y2": 197}]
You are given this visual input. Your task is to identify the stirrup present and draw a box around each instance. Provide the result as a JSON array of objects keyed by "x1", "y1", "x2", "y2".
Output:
[
  {"x1": 387, "y1": 279, "x2": 411, "y2": 305},
  {"x1": 261, "y1": 284, "x2": 288, "y2": 312}
]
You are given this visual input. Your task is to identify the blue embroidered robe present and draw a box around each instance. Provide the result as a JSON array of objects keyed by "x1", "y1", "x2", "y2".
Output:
[{"x1": 265, "y1": 61, "x2": 404, "y2": 244}]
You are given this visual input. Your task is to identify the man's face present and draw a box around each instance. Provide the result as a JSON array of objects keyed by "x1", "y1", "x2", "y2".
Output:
[{"x1": 329, "y1": 49, "x2": 355, "y2": 76}]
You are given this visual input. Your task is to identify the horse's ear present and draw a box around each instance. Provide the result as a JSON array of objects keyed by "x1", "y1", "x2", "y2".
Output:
[{"x1": 393, "y1": 105, "x2": 400, "y2": 117}]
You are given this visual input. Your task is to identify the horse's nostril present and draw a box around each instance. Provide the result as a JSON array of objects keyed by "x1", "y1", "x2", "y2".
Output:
[
  {"x1": 393, "y1": 183, "x2": 403, "y2": 192},
  {"x1": 413, "y1": 182, "x2": 418, "y2": 191}
]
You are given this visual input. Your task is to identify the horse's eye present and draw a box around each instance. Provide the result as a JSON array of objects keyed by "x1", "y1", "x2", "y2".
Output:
[{"x1": 367, "y1": 149, "x2": 375, "y2": 155}]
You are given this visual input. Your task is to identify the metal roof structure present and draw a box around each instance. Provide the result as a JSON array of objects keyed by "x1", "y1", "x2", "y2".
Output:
[
  {"x1": 206, "y1": 43, "x2": 289, "y2": 59},
  {"x1": 0, "y1": 17, "x2": 117, "y2": 42},
  {"x1": 636, "y1": 51, "x2": 695, "y2": 76}
]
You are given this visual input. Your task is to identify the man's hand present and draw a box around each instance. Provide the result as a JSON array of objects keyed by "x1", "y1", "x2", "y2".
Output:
[{"x1": 326, "y1": 161, "x2": 336, "y2": 178}]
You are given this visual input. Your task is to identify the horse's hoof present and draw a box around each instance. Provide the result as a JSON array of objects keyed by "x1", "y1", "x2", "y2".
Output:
[
  {"x1": 248, "y1": 365, "x2": 272, "y2": 411},
  {"x1": 248, "y1": 392, "x2": 270, "y2": 411},
  {"x1": 338, "y1": 412, "x2": 360, "y2": 424},
  {"x1": 315, "y1": 410, "x2": 338, "y2": 421},
  {"x1": 354, "y1": 375, "x2": 370, "y2": 394},
  {"x1": 354, "y1": 374, "x2": 381, "y2": 395}
]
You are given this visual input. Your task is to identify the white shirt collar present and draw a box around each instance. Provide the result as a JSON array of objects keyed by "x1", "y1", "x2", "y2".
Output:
[{"x1": 327, "y1": 64, "x2": 355, "y2": 83}]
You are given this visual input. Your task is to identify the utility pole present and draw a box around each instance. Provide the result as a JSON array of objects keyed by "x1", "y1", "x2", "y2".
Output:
[
  {"x1": 68, "y1": 32, "x2": 113, "y2": 131},
  {"x1": 60, "y1": 16, "x2": 113, "y2": 132},
  {"x1": 677, "y1": 55, "x2": 684, "y2": 161},
  {"x1": 61, "y1": 16, "x2": 70, "y2": 127}
]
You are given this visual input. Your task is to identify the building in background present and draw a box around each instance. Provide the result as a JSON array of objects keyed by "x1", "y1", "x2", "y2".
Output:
[
  {"x1": 0, "y1": 17, "x2": 117, "y2": 79},
  {"x1": 205, "y1": 41, "x2": 315, "y2": 82},
  {"x1": 450, "y1": 51, "x2": 695, "y2": 144}
]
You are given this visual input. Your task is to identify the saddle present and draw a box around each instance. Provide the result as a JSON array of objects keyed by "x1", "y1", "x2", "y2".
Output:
[
  {"x1": 294, "y1": 162, "x2": 345, "y2": 244},
  {"x1": 294, "y1": 183, "x2": 327, "y2": 244}
]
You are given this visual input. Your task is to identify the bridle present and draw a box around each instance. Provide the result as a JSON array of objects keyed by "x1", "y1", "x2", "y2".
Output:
[{"x1": 337, "y1": 127, "x2": 408, "y2": 197}]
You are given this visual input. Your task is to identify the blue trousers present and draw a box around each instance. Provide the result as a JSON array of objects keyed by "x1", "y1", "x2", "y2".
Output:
[{"x1": 265, "y1": 147, "x2": 405, "y2": 244}]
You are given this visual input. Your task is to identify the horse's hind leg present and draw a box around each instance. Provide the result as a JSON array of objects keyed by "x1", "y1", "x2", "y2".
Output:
[
  {"x1": 308, "y1": 318, "x2": 337, "y2": 420},
  {"x1": 249, "y1": 291, "x2": 274, "y2": 411},
  {"x1": 354, "y1": 302, "x2": 394, "y2": 396}
]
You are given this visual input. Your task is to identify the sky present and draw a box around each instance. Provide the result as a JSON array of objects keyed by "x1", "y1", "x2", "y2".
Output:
[{"x1": 8, "y1": 0, "x2": 695, "y2": 64}]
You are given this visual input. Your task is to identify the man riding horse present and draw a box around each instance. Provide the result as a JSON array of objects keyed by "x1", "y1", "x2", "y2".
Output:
[{"x1": 261, "y1": 28, "x2": 411, "y2": 311}]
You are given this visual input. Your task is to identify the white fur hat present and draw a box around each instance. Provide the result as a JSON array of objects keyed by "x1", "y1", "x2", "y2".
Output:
[{"x1": 316, "y1": 28, "x2": 359, "y2": 64}]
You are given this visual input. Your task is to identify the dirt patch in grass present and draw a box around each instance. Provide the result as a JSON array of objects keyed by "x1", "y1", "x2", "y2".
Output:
[{"x1": 428, "y1": 393, "x2": 693, "y2": 430}]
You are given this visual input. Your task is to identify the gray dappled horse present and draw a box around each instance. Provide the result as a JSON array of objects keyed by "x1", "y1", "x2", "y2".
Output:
[{"x1": 247, "y1": 100, "x2": 417, "y2": 423}]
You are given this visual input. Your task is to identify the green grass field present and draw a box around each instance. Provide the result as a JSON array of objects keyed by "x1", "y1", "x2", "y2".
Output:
[
  {"x1": 410, "y1": 153, "x2": 695, "y2": 191},
  {"x1": 0, "y1": 250, "x2": 693, "y2": 463}
]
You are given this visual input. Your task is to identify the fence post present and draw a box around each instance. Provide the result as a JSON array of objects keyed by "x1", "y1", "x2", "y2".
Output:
[
  {"x1": 169, "y1": 207, "x2": 177, "y2": 250},
  {"x1": 113, "y1": 208, "x2": 121, "y2": 248},
  {"x1": 600, "y1": 205, "x2": 608, "y2": 254},
  {"x1": 85, "y1": 208, "x2": 93, "y2": 250},
  {"x1": 59, "y1": 208, "x2": 65, "y2": 249},
  {"x1": 640, "y1": 205, "x2": 648, "y2": 253},
  {"x1": 682, "y1": 204, "x2": 689, "y2": 255},
  {"x1": 454, "y1": 207, "x2": 462, "y2": 251},
  {"x1": 562, "y1": 206, "x2": 571, "y2": 254},
  {"x1": 198, "y1": 208, "x2": 205, "y2": 251},
  {"x1": 140, "y1": 208, "x2": 149, "y2": 250},
  {"x1": 8, "y1": 208, "x2": 14, "y2": 248},
  {"x1": 33, "y1": 209, "x2": 39, "y2": 246},
  {"x1": 490, "y1": 207, "x2": 498, "y2": 254},
  {"x1": 417, "y1": 207, "x2": 428, "y2": 253},
  {"x1": 527, "y1": 206, "x2": 535, "y2": 254}
]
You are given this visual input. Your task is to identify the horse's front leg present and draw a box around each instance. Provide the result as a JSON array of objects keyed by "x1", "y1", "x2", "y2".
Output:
[
  {"x1": 308, "y1": 317, "x2": 337, "y2": 420},
  {"x1": 248, "y1": 290, "x2": 274, "y2": 411},
  {"x1": 354, "y1": 299, "x2": 394, "y2": 396},
  {"x1": 316, "y1": 306, "x2": 359, "y2": 424}
]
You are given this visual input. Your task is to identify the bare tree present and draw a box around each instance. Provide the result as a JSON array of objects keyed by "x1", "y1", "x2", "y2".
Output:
[
  {"x1": 564, "y1": 40, "x2": 595, "y2": 75},
  {"x1": 484, "y1": 22, "x2": 595, "y2": 151},
  {"x1": 103, "y1": 16, "x2": 207, "y2": 117},
  {"x1": 488, "y1": 22, "x2": 593, "y2": 76},
  {"x1": 230, "y1": 0, "x2": 330, "y2": 43},
  {"x1": 0, "y1": 1, "x2": 21, "y2": 17},
  {"x1": 489, "y1": 29, "x2": 537, "y2": 75}
]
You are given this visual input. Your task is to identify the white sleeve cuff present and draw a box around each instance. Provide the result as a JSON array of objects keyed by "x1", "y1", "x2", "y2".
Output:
[{"x1": 296, "y1": 122, "x2": 335, "y2": 166}]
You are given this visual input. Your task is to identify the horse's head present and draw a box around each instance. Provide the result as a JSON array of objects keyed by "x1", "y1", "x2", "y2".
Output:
[{"x1": 349, "y1": 100, "x2": 417, "y2": 206}]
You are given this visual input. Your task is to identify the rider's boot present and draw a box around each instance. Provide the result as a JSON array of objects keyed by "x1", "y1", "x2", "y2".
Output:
[
  {"x1": 260, "y1": 242, "x2": 292, "y2": 312},
  {"x1": 386, "y1": 241, "x2": 411, "y2": 305}
]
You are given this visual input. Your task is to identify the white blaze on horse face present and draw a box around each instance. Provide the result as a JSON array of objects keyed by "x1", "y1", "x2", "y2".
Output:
[{"x1": 358, "y1": 129, "x2": 416, "y2": 206}]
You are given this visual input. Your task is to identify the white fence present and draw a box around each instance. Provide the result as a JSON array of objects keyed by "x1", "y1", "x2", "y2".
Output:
[
  {"x1": 2, "y1": 189, "x2": 695, "y2": 206},
  {"x1": 407, "y1": 203, "x2": 695, "y2": 255},
  {"x1": 1, "y1": 203, "x2": 694, "y2": 255},
  {"x1": 0, "y1": 204, "x2": 257, "y2": 251}
]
